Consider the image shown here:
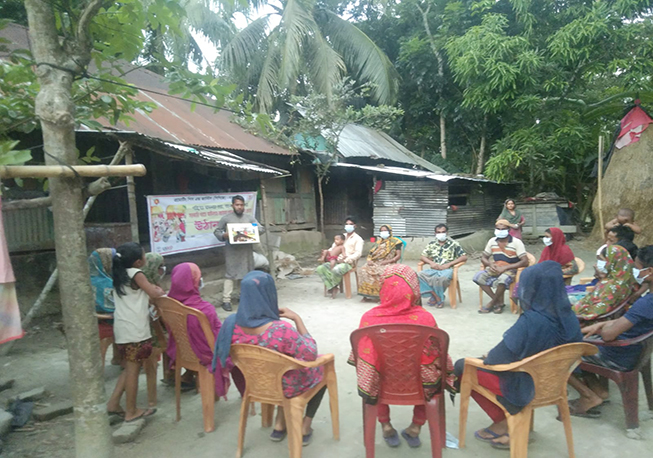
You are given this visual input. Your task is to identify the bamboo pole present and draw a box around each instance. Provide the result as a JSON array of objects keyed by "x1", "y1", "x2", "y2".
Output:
[
  {"x1": 125, "y1": 149, "x2": 140, "y2": 242},
  {"x1": 597, "y1": 135, "x2": 605, "y2": 232},
  {"x1": 0, "y1": 164, "x2": 146, "y2": 178}
]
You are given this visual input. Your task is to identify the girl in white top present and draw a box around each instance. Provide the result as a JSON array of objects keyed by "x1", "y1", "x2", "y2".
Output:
[{"x1": 106, "y1": 242, "x2": 165, "y2": 422}]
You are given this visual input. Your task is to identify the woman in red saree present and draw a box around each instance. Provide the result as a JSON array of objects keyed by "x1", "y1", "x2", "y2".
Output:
[{"x1": 349, "y1": 264, "x2": 456, "y2": 448}]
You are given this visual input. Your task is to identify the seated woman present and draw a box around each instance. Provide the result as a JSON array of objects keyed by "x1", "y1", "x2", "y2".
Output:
[
  {"x1": 455, "y1": 261, "x2": 583, "y2": 450},
  {"x1": 166, "y1": 262, "x2": 245, "y2": 398},
  {"x1": 214, "y1": 271, "x2": 325, "y2": 446},
  {"x1": 357, "y1": 224, "x2": 403, "y2": 301},
  {"x1": 540, "y1": 227, "x2": 578, "y2": 276},
  {"x1": 349, "y1": 265, "x2": 456, "y2": 448},
  {"x1": 572, "y1": 245, "x2": 636, "y2": 320},
  {"x1": 606, "y1": 224, "x2": 638, "y2": 260}
]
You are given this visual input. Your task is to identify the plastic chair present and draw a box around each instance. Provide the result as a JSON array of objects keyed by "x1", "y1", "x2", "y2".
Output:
[
  {"x1": 459, "y1": 342, "x2": 598, "y2": 458},
  {"x1": 153, "y1": 296, "x2": 217, "y2": 433},
  {"x1": 96, "y1": 313, "x2": 114, "y2": 372},
  {"x1": 230, "y1": 344, "x2": 339, "y2": 458},
  {"x1": 580, "y1": 330, "x2": 653, "y2": 436},
  {"x1": 563, "y1": 257, "x2": 585, "y2": 285},
  {"x1": 395, "y1": 237, "x2": 407, "y2": 263},
  {"x1": 350, "y1": 324, "x2": 449, "y2": 458},
  {"x1": 323, "y1": 260, "x2": 358, "y2": 299},
  {"x1": 417, "y1": 260, "x2": 466, "y2": 308},
  {"x1": 477, "y1": 252, "x2": 536, "y2": 314}
]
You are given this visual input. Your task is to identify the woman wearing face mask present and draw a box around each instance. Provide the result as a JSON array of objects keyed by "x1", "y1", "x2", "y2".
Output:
[
  {"x1": 166, "y1": 262, "x2": 246, "y2": 397},
  {"x1": 539, "y1": 228, "x2": 578, "y2": 277},
  {"x1": 315, "y1": 216, "x2": 364, "y2": 297},
  {"x1": 572, "y1": 245, "x2": 637, "y2": 321},
  {"x1": 357, "y1": 225, "x2": 403, "y2": 301}
]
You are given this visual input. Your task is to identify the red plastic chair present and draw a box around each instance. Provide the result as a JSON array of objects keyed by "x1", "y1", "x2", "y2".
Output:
[
  {"x1": 350, "y1": 324, "x2": 449, "y2": 458},
  {"x1": 580, "y1": 330, "x2": 653, "y2": 436}
]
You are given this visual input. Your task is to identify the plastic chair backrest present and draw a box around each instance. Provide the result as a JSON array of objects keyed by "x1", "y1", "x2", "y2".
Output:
[
  {"x1": 526, "y1": 252, "x2": 536, "y2": 267},
  {"x1": 153, "y1": 296, "x2": 215, "y2": 366},
  {"x1": 395, "y1": 237, "x2": 407, "y2": 263},
  {"x1": 230, "y1": 344, "x2": 311, "y2": 404},
  {"x1": 575, "y1": 257, "x2": 585, "y2": 275},
  {"x1": 350, "y1": 324, "x2": 449, "y2": 405},
  {"x1": 508, "y1": 343, "x2": 597, "y2": 407}
]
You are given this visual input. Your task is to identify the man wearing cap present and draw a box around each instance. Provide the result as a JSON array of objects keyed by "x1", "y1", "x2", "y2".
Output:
[{"x1": 474, "y1": 219, "x2": 529, "y2": 314}]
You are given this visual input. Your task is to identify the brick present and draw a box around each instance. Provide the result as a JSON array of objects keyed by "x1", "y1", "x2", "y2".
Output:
[
  {"x1": 0, "y1": 379, "x2": 14, "y2": 393},
  {"x1": 0, "y1": 409, "x2": 12, "y2": 436},
  {"x1": 112, "y1": 418, "x2": 145, "y2": 444},
  {"x1": 32, "y1": 401, "x2": 74, "y2": 422}
]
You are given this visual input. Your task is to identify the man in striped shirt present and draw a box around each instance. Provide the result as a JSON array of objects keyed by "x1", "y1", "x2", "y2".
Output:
[{"x1": 474, "y1": 219, "x2": 529, "y2": 314}]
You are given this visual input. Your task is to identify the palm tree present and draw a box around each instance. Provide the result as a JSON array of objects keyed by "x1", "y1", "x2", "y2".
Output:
[{"x1": 222, "y1": 0, "x2": 399, "y2": 113}]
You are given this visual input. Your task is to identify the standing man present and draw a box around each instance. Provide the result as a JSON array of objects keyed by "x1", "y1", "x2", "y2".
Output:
[
  {"x1": 214, "y1": 195, "x2": 265, "y2": 311},
  {"x1": 418, "y1": 224, "x2": 468, "y2": 308},
  {"x1": 474, "y1": 219, "x2": 528, "y2": 314}
]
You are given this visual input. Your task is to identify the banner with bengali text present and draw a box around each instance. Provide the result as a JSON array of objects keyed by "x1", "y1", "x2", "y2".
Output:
[{"x1": 146, "y1": 192, "x2": 257, "y2": 256}]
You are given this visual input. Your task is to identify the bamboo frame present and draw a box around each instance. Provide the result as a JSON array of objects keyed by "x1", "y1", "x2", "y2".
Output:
[{"x1": 0, "y1": 164, "x2": 146, "y2": 178}]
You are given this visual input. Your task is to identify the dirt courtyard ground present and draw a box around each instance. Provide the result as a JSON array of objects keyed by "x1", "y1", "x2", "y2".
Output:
[{"x1": 1, "y1": 239, "x2": 651, "y2": 457}]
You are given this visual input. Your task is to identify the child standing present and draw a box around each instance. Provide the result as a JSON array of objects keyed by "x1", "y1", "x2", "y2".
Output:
[
  {"x1": 319, "y1": 235, "x2": 346, "y2": 270},
  {"x1": 107, "y1": 243, "x2": 165, "y2": 422}
]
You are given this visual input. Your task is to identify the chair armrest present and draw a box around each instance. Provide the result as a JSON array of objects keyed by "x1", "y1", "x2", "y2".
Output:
[
  {"x1": 294, "y1": 353, "x2": 335, "y2": 368},
  {"x1": 463, "y1": 357, "x2": 525, "y2": 373},
  {"x1": 579, "y1": 277, "x2": 594, "y2": 285},
  {"x1": 584, "y1": 330, "x2": 653, "y2": 347}
]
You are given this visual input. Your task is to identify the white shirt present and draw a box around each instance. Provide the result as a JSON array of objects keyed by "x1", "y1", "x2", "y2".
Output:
[{"x1": 112, "y1": 268, "x2": 151, "y2": 344}]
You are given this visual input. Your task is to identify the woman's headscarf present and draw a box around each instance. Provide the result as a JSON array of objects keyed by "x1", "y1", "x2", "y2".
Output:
[
  {"x1": 539, "y1": 227, "x2": 575, "y2": 265},
  {"x1": 367, "y1": 224, "x2": 402, "y2": 262},
  {"x1": 89, "y1": 248, "x2": 114, "y2": 277},
  {"x1": 352, "y1": 265, "x2": 456, "y2": 402},
  {"x1": 573, "y1": 245, "x2": 636, "y2": 319},
  {"x1": 168, "y1": 262, "x2": 204, "y2": 309},
  {"x1": 213, "y1": 271, "x2": 279, "y2": 367},
  {"x1": 507, "y1": 261, "x2": 582, "y2": 360},
  {"x1": 89, "y1": 248, "x2": 116, "y2": 313},
  {"x1": 142, "y1": 252, "x2": 164, "y2": 286},
  {"x1": 499, "y1": 199, "x2": 523, "y2": 225}
]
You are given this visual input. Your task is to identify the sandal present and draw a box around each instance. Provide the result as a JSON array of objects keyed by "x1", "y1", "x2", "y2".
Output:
[
  {"x1": 478, "y1": 306, "x2": 494, "y2": 314},
  {"x1": 400, "y1": 429, "x2": 422, "y2": 448},
  {"x1": 302, "y1": 429, "x2": 313, "y2": 446},
  {"x1": 474, "y1": 428, "x2": 505, "y2": 443},
  {"x1": 125, "y1": 408, "x2": 156, "y2": 423},
  {"x1": 567, "y1": 399, "x2": 601, "y2": 418},
  {"x1": 269, "y1": 429, "x2": 287, "y2": 442},
  {"x1": 383, "y1": 430, "x2": 401, "y2": 448},
  {"x1": 493, "y1": 303, "x2": 506, "y2": 314},
  {"x1": 490, "y1": 436, "x2": 511, "y2": 450}
]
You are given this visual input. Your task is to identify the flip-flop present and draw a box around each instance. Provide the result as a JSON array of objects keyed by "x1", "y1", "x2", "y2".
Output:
[
  {"x1": 302, "y1": 430, "x2": 313, "y2": 446},
  {"x1": 383, "y1": 431, "x2": 401, "y2": 448},
  {"x1": 474, "y1": 428, "x2": 505, "y2": 443},
  {"x1": 493, "y1": 304, "x2": 506, "y2": 314},
  {"x1": 490, "y1": 437, "x2": 511, "y2": 450},
  {"x1": 478, "y1": 307, "x2": 493, "y2": 314},
  {"x1": 107, "y1": 410, "x2": 125, "y2": 418},
  {"x1": 125, "y1": 408, "x2": 156, "y2": 423},
  {"x1": 401, "y1": 429, "x2": 421, "y2": 448},
  {"x1": 269, "y1": 429, "x2": 287, "y2": 442}
]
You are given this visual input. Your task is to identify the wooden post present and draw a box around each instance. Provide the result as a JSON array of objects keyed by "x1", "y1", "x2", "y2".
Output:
[
  {"x1": 597, "y1": 135, "x2": 605, "y2": 232},
  {"x1": 125, "y1": 148, "x2": 140, "y2": 242},
  {"x1": 260, "y1": 181, "x2": 277, "y2": 279}
]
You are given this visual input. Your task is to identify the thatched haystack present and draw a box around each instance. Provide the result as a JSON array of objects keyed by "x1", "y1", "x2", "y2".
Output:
[{"x1": 592, "y1": 125, "x2": 653, "y2": 245}]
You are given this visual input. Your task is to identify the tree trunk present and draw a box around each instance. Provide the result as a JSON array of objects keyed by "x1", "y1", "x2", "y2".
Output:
[
  {"x1": 24, "y1": 1, "x2": 114, "y2": 456},
  {"x1": 476, "y1": 115, "x2": 488, "y2": 174},
  {"x1": 318, "y1": 174, "x2": 325, "y2": 235},
  {"x1": 440, "y1": 114, "x2": 447, "y2": 159}
]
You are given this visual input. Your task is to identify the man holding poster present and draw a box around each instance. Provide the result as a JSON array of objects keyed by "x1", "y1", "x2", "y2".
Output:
[{"x1": 214, "y1": 195, "x2": 265, "y2": 311}]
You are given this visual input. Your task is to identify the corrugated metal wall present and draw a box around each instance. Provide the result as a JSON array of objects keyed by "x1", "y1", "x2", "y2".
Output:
[
  {"x1": 3, "y1": 206, "x2": 55, "y2": 252},
  {"x1": 373, "y1": 181, "x2": 448, "y2": 237},
  {"x1": 447, "y1": 184, "x2": 506, "y2": 236}
]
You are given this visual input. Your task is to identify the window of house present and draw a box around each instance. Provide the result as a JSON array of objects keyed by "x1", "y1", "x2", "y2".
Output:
[{"x1": 448, "y1": 185, "x2": 470, "y2": 206}]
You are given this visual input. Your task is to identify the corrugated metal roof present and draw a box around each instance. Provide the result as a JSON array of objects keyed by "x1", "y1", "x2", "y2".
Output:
[
  {"x1": 332, "y1": 162, "x2": 498, "y2": 183},
  {"x1": 77, "y1": 131, "x2": 288, "y2": 176},
  {"x1": 337, "y1": 124, "x2": 446, "y2": 173},
  {"x1": 1, "y1": 23, "x2": 293, "y2": 156}
]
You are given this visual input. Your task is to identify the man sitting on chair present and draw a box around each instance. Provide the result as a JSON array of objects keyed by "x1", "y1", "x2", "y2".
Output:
[
  {"x1": 567, "y1": 245, "x2": 653, "y2": 417},
  {"x1": 474, "y1": 220, "x2": 528, "y2": 314}
]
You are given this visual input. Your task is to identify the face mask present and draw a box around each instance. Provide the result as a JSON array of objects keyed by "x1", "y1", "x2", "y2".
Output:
[
  {"x1": 344, "y1": 224, "x2": 355, "y2": 233},
  {"x1": 379, "y1": 231, "x2": 390, "y2": 239},
  {"x1": 596, "y1": 260, "x2": 608, "y2": 274},
  {"x1": 435, "y1": 233, "x2": 448, "y2": 242},
  {"x1": 542, "y1": 237, "x2": 553, "y2": 246},
  {"x1": 633, "y1": 268, "x2": 650, "y2": 285},
  {"x1": 495, "y1": 229, "x2": 509, "y2": 239},
  {"x1": 199, "y1": 277, "x2": 205, "y2": 290}
]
